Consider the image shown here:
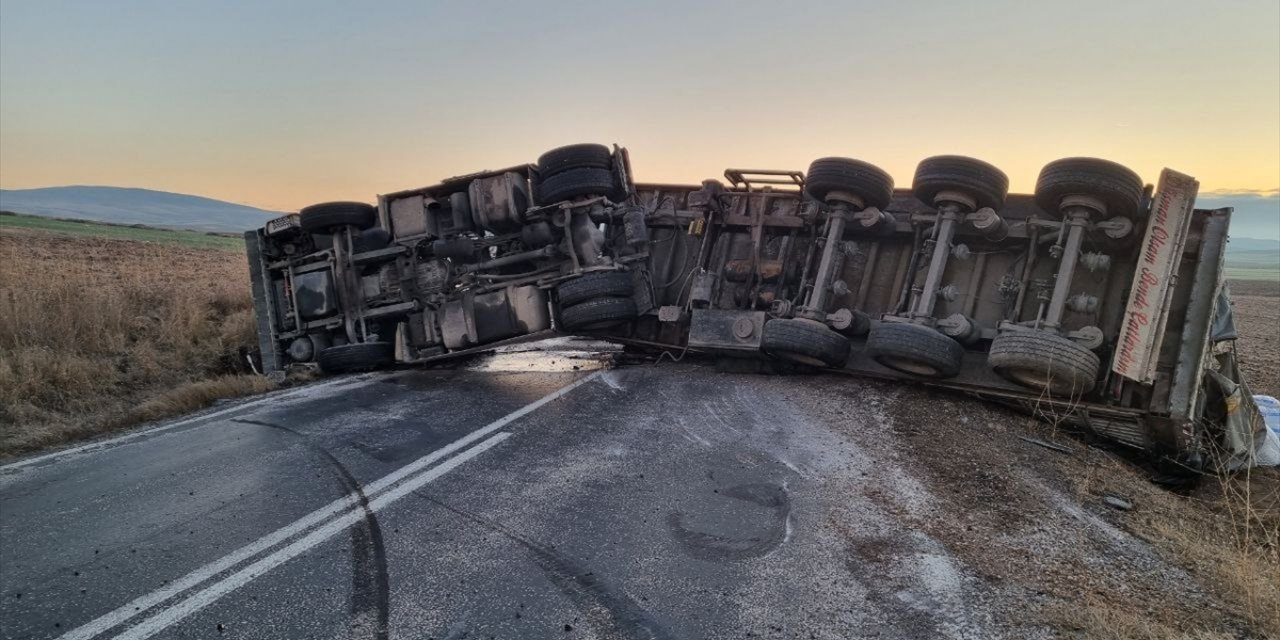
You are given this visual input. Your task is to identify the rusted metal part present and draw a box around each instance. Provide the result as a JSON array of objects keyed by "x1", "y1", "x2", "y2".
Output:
[
  {"x1": 911, "y1": 207, "x2": 961, "y2": 323},
  {"x1": 688, "y1": 309, "x2": 767, "y2": 352},
  {"x1": 1043, "y1": 208, "x2": 1092, "y2": 330},
  {"x1": 723, "y1": 168, "x2": 804, "y2": 191},
  {"x1": 962, "y1": 251, "x2": 988, "y2": 318},
  {"x1": 805, "y1": 208, "x2": 850, "y2": 315},
  {"x1": 724, "y1": 259, "x2": 783, "y2": 282},
  {"x1": 1019, "y1": 436, "x2": 1074, "y2": 455},
  {"x1": 852, "y1": 241, "x2": 880, "y2": 310},
  {"x1": 1011, "y1": 224, "x2": 1039, "y2": 321}
]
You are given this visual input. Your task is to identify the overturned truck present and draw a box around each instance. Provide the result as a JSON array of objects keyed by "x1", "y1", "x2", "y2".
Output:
[{"x1": 246, "y1": 143, "x2": 1243, "y2": 461}]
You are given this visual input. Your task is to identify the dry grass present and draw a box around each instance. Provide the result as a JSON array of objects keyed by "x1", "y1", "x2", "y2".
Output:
[
  {"x1": 1060, "y1": 445, "x2": 1280, "y2": 639},
  {"x1": 1022, "y1": 357, "x2": 1279, "y2": 637},
  {"x1": 1049, "y1": 595, "x2": 1240, "y2": 640},
  {"x1": 0, "y1": 228, "x2": 276, "y2": 455}
]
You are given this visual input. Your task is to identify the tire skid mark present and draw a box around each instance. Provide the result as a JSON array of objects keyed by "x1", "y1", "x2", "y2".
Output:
[
  {"x1": 232, "y1": 418, "x2": 390, "y2": 640},
  {"x1": 666, "y1": 482, "x2": 791, "y2": 561},
  {"x1": 414, "y1": 492, "x2": 674, "y2": 640}
]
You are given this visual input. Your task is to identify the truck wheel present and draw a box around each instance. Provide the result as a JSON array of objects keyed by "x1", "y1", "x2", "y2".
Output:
[
  {"x1": 538, "y1": 167, "x2": 618, "y2": 204},
  {"x1": 538, "y1": 143, "x2": 613, "y2": 175},
  {"x1": 804, "y1": 157, "x2": 894, "y2": 209},
  {"x1": 866, "y1": 322, "x2": 964, "y2": 378},
  {"x1": 317, "y1": 342, "x2": 395, "y2": 373},
  {"x1": 988, "y1": 331, "x2": 1100, "y2": 395},
  {"x1": 299, "y1": 202, "x2": 377, "y2": 234},
  {"x1": 557, "y1": 271, "x2": 633, "y2": 307},
  {"x1": 1035, "y1": 157, "x2": 1144, "y2": 219},
  {"x1": 912, "y1": 155, "x2": 1009, "y2": 211},
  {"x1": 761, "y1": 318, "x2": 851, "y2": 368},
  {"x1": 560, "y1": 296, "x2": 637, "y2": 330}
]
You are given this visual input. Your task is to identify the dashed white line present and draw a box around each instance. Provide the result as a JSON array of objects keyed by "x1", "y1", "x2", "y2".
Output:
[
  {"x1": 56, "y1": 369, "x2": 601, "y2": 640},
  {"x1": 113, "y1": 433, "x2": 510, "y2": 640}
]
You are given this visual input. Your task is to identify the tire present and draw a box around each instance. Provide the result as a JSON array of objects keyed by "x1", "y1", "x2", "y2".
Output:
[
  {"x1": 866, "y1": 322, "x2": 964, "y2": 378},
  {"x1": 560, "y1": 296, "x2": 637, "y2": 330},
  {"x1": 538, "y1": 143, "x2": 613, "y2": 176},
  {"x1": 317, "y1": 342, "x2": 395, "y2": 373},
  {"x1": 804, "y1": 157, "x2": 894, "y2": 209},
  {"x1": 1035, "y1": 157, "x2": 1144, "y2": 219},
  {"x1": 761, "y1": 318, "x2": 851, "y2": 368},
  {"x1": 538, "y1": 167, "x2": 618, "y2": 204},
  {"x1": 353, "y1": 228, "x2": 391, "y2": 253},
  {"x1": 913, "y1": 155, "x2": 1009, "y2": 211},
  {"x1": 988, "y1": 331, "x2": 1100, "y2": 396},
  {"x1": 299, "y1": 201, "x2": 376, "y2": 234},
  {"x1": 557, "y1": 271, "x2": 633, "y2": 307}
]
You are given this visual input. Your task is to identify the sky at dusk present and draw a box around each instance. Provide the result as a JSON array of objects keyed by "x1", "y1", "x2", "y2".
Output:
[{"x1": 1, "y1": 0, "x2": 1278, "y2": 234}]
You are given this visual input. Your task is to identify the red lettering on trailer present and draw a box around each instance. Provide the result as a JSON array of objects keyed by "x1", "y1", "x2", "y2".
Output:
[{"x1": 1111, "y1": 170, "x2": 1198, "y2": 383}]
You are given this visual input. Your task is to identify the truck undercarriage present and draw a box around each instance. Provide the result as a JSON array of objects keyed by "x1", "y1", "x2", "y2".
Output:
[{"x1": 245, "y1": 143, "x2": 1245, "y2": 461}]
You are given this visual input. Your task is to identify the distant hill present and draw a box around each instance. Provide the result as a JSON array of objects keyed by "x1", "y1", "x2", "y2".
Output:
[
  {"x1": 1226, "y1": 237, "x2": 1280, "y2": 252},
  {"x1": 0, "y1": 186, "x2": 282, "y2": 233},
  {"x1": 1197, "y1": 192, "x2": 1278, "y2": 241},
  {"x1": 1224, "y1": 237, "x2": 1279, "y2": 282}
]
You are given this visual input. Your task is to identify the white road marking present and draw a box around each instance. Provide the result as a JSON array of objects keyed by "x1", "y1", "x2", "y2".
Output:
[
  {"x1": 779, "y1": 458, "x2": 807, "y2": 478},
  {"x1": 113, "y1": 433, "x2": 510, "y2": 640},
  {"x1": 0, "y1": 374, "x2": 385, "y2": 474},
  {"x1": 56, "y1": 369, "x2": 601, "y2": 640}
]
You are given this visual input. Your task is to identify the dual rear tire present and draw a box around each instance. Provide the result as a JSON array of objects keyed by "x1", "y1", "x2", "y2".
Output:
[
  {"x1": 866, "y1": 322, "x2": 964, "y2": 378},
  {"x1": 317, "y1": 342, "x2": 395, "y2": 374},
  {"x1": 804, "y1": 158, "x2": 894, "y2": 209},
  {"x1": 536, "y1": 143, "x2": 622, "y2": 204},
  {"x1": 299, "y1": 201, "x2": 377, "y2": 234},
  {"x1": 988, "y1": 331, "x2": 1100, "y2": 396},
  {"x1": 556, "y1": 271, "x2": 638, "y2": 331},
  {"x1": 761, "y1": 318, "x2": 851, "y2": 368},
  {"x1": 1035, "y1": 157, "x2": 1144, "y2": 220},
  {"x1": 913, "y1": 156, "x2": 1008, "y2": 211}
]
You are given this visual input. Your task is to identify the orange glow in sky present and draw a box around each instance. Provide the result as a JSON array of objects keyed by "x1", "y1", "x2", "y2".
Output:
[{"x1": 2, "y1": 1, "x2": 1277, "y2": 212}]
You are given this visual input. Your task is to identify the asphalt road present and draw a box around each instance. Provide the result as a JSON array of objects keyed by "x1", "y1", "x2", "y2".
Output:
[{"x1": 0, "y1": 356, "x2": 1009, "y2": 640}]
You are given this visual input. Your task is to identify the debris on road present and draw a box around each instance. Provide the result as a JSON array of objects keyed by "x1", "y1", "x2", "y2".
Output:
[
  {"x1": 1018, "y1": 436, "x2": 1075, "y2": 456},
  {"x1": 1102, "y1": 493, "x2": 1135, "y2": 511}
]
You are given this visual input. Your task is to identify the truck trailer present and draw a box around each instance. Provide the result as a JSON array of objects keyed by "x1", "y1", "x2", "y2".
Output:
[{"x1": 245, "y1": 143, "x2": 1249, "y2": 463}]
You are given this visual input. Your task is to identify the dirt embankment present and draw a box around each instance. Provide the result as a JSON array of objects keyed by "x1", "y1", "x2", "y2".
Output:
[
  {"x1": 802, "y1": 279, "x2": 1280, "y2": 639},
  {"x1": 883, "y1": 385, "x2": 1277, "y2": 639},
  {"x1": 0, "y1": 229, "x2": 273, "y2": 455}
]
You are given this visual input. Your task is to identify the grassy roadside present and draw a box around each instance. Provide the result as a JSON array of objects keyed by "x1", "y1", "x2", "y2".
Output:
[
  {"x1": 0, "y1": 210, "x2": 244, "y2": 251},
  {"x1": 1224, "y1": 248, "x2": 1280, "y2": 283},
  {"x1": 0, "y1": 226, "x2": 273, "y2": 456},
  {"x1": 1058, "y1": 450, "x2": 1279, "y2": 639}
]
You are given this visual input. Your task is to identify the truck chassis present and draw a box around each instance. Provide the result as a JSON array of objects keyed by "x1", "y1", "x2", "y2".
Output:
[{"x1": 246, "y1": 143, "x2": 1237, "y2": 460}]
